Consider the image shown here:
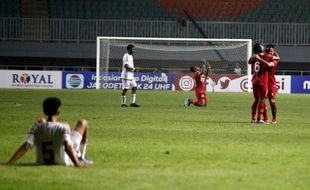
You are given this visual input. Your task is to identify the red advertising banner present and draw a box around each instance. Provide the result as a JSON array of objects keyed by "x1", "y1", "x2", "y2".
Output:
[{"x1": 175, "y1": 74, "x2": 291, "y2": 93}]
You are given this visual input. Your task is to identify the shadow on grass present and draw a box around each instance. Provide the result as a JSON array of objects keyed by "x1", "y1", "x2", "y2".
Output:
[
  {"x1": 171, "y1": 119, "x2": 251, "y2": 124},
  {"x1": 2, "y1": 163, "x2": 66, "y2": 167}
]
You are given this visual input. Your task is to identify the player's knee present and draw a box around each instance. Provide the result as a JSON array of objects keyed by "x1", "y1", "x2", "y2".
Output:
[
  {"x1": 122, "y1": 89, "x2": 127, "y2": 96},
  {"x1": 132, "y1": 87, "x2": 137, "y2": 93},
  {"x1": 76, "y1": 118, "x2": 89, "y2": 130}
]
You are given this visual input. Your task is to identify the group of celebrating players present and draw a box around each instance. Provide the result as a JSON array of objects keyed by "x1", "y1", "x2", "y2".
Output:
[
  {"x1": 249, "y1": 43, "x2": 279, "y2": 125},
  {"x1": 184, "y1": 43, "x2": 279, "y2": 125}
]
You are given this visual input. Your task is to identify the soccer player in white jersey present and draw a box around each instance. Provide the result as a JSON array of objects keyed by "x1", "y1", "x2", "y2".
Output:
[
  {"x1": 6, "y1": 97, "x2": 93, "y2": 167},
  {"x1": 121, "y1": 44, "x2": 140, "y2": 107}
]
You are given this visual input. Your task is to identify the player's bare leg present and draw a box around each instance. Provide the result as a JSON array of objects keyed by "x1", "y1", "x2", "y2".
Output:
[
  {"x1": 251, "y1": 99, "x2": 259, "y2": 123},
  {"x1": 200, "y1": 99, "x2": 207, "y2": 107},
  {"x1": 130, "y1": 87, "x2": 139, "y2": 107},
  {"x1": 263, "y1": 104, "x2": 269, "y2": 124},
  {"x1": 121, "y1": 89, "x2": 128, "y2": 107},
  {"x1": 74, "y1": 119, "x2": 93, "y2": 164},
  {"x1": 269, "y1": 97, "x2": 277, "y2": 124}
]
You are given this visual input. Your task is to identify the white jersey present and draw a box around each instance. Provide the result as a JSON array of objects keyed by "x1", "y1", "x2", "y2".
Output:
[
  {"x1": 25, "y1": 121, "x2": 73, "y2": 166},
  {"x1": 121, "y1": 53, "x2": 135, "y2": 80}
]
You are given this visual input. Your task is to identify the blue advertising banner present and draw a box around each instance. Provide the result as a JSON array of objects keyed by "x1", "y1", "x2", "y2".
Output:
[
  {"x1": 62, "y1": 71, "x2": 175, "y2": 90},
  {"x1": 291, "y1": 76, "x2": 310, "y2": 94}
]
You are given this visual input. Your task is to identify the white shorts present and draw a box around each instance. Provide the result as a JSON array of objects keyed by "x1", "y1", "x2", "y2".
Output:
[
  {"x1": 63, "y1": 131, "x2": 82, "y2": 166},
  {"x1": 71, "y1": 131, "x2": 82, "y2": 157},
  {"x1": 122, "y1": 79, "x2": 137, "y2": 90}
]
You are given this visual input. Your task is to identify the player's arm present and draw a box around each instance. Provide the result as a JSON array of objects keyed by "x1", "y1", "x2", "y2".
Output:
[
  {"x1": 201, "y1": 59, "x2": 211, "y2": 76},
  {"x1": 6, "y1": 142, "x2": 31, "y2": 165},
  {"x1": 124, "y1": 64, "x2": 135, "y2": 71},
  {"x1": 248, "y1": 53, "x2": 264, "y2": 64},
  {"x1": 64, "y1": 141, "x2": 83, "y2": 168},
  {"x1": 123, "y1": 54, "x2": 136, "y2": 71},
  {"x1": 252, "y1": 55, "x2": 274, "y2": 67},
  {"x1": 273, "y1": 51, "x2": 280, "y2": 60},
  {"x1": 248, "y1": 54, "x2": 258, "y2": 65}
]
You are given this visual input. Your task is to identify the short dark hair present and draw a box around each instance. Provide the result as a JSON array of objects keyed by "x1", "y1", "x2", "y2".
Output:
[
  {"x1": 43, "y1": 97, "x2": 61, "y2": 116},
  {"x1": 127, "y1": 44, "x2": 135, "y2": 51},
  {"x1": 265, "y1": 43, "x2": 274, "y2": 53},
  {"x1": 253, "y1": 43, "x2": 263, "y2": 54},
  {"x1": 266, "y1": 43, "x2": 274, "y2": 49}
]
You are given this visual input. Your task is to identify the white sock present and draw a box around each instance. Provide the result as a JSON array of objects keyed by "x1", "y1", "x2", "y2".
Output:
[
  {"x1": 131, "y1": 94, "x2": 136, "y2": 104},
  {"x1": 80, "y1": 144, "x2": 87, "y2": 158},
  {"x1": 121, "y1": 96, "x2": 126, "y2": 105}
]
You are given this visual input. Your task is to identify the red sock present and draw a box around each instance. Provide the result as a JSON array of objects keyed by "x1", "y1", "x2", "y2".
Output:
[
  {"x1": 263, "y1": 102, "x2": 268, "y2": 122},
  {"x1": 251, "y1": 100, "x2": 259, "y2": 120}
]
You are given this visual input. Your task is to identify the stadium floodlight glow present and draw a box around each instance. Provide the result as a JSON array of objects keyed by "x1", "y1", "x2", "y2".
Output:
[{"x1": 96, "y1": 37, "x2": 252, "y2": 92}]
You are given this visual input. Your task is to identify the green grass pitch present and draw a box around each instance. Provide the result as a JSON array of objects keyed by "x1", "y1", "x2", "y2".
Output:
[{"x1": 0, "y1": 89, "x2": 309, "y2": 190}]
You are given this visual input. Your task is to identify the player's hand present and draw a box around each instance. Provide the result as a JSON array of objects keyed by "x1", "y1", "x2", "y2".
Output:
[
  {"x1": 202, "y1": 59, "x2": 208, "y2": 64},
  {"x1": 206, "y1": 62, "x2": 211, "y2": 69},
  {"x1": 134, "y1": 67, "x2": 141, "y2": 72}
]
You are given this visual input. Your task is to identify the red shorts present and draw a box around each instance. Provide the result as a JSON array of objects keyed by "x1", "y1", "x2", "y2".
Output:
[
  {"x1": 253, "y1": 84, "x2": 268, "y2": 100},
  {"x1": 195, "y1": 91, "x2": 208, "y2": 103},
  {"x1": 268, "y1": 86, "x2": 277, "y2": 99}
]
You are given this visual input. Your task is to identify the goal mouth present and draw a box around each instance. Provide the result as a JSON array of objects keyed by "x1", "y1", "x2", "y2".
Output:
[{"x1": 96, "y1": 37, "x2": 252, "y2": 91}]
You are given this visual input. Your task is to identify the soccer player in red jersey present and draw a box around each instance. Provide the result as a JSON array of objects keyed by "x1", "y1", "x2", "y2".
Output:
[
  {"x1": 184, "y1": 60, "x2": 211, "y2": 107},
  {"x1": 265, "y1": 44, "x2": 280, "y2": 124},
  {"x1": 249, "y1": 43, "x2": 277, "y2": 124}
]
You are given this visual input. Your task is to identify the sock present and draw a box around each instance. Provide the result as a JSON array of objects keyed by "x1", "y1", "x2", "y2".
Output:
[
  {"x1": 251, "y1": 100, "x2": 259, "y2": 120},
  {"x1": 263, "y1": 102, "x2": 269, "y2": 122},
  {"x1": 270, "y1": 101, "x2": 277, "y2": 120},
  {"x1": 121, "y1": 95, "x2": 126, "y2": 105},
  {"x1": 80, "y1": 144, "x2": 87, "y2": 158},
  {"x1": 131, "y1": 94, "x2": 136, "y2": 104}
]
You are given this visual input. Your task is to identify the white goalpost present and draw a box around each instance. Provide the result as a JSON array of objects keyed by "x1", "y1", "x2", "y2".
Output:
[{"x1": 96, "y1": 37, "x2": 252, "y2": 92}]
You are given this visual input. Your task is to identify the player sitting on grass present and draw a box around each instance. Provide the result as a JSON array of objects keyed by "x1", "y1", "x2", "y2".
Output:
[
  {"x1": 6, "y1": 97, "x2": 93, "y2": 167},
  {"x1": 184, "y1": 60, "x2": 211, "y2": 107}
]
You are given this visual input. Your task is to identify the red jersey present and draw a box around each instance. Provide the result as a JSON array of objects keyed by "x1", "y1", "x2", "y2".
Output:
[
  {"x1": 267, "y1": 60, "x2": 279, "y2": 88},
  {"x1": 251, "y1": 53, "x2": 273, "y2": 87},
  {"x1": 194, "y1": 72, "x2": 207, "y2": 93}
]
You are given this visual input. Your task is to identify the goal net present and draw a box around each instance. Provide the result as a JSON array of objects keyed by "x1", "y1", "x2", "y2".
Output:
[{"x1": 96, "y1": 37, "x2": 252, "y2": 91}]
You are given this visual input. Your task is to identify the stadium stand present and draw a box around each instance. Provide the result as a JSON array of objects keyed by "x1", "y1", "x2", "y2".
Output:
[
  {"x1": 0, "y1": 0, "x2": 21, "y2": 17},
  {"x1": 156, "y1": 0, "x2": 264, "y2": 21},
  {"x1": 48, "y1": 0, "x2": 176, "y2": 20},
  {"x1": 1, "y1": 0, "x2": 309, "y2": 23},
  {"x1": 156, "y1": 0, "x2": 310, "y2": 23},
  {"x1": 0, "y1": 0, "x2": 309, "y2": 73}
]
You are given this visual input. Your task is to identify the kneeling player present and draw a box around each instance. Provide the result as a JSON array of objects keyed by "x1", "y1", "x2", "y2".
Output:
[{"x1": 184, "y1": 60, "x2": 210, "y2": 107}]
